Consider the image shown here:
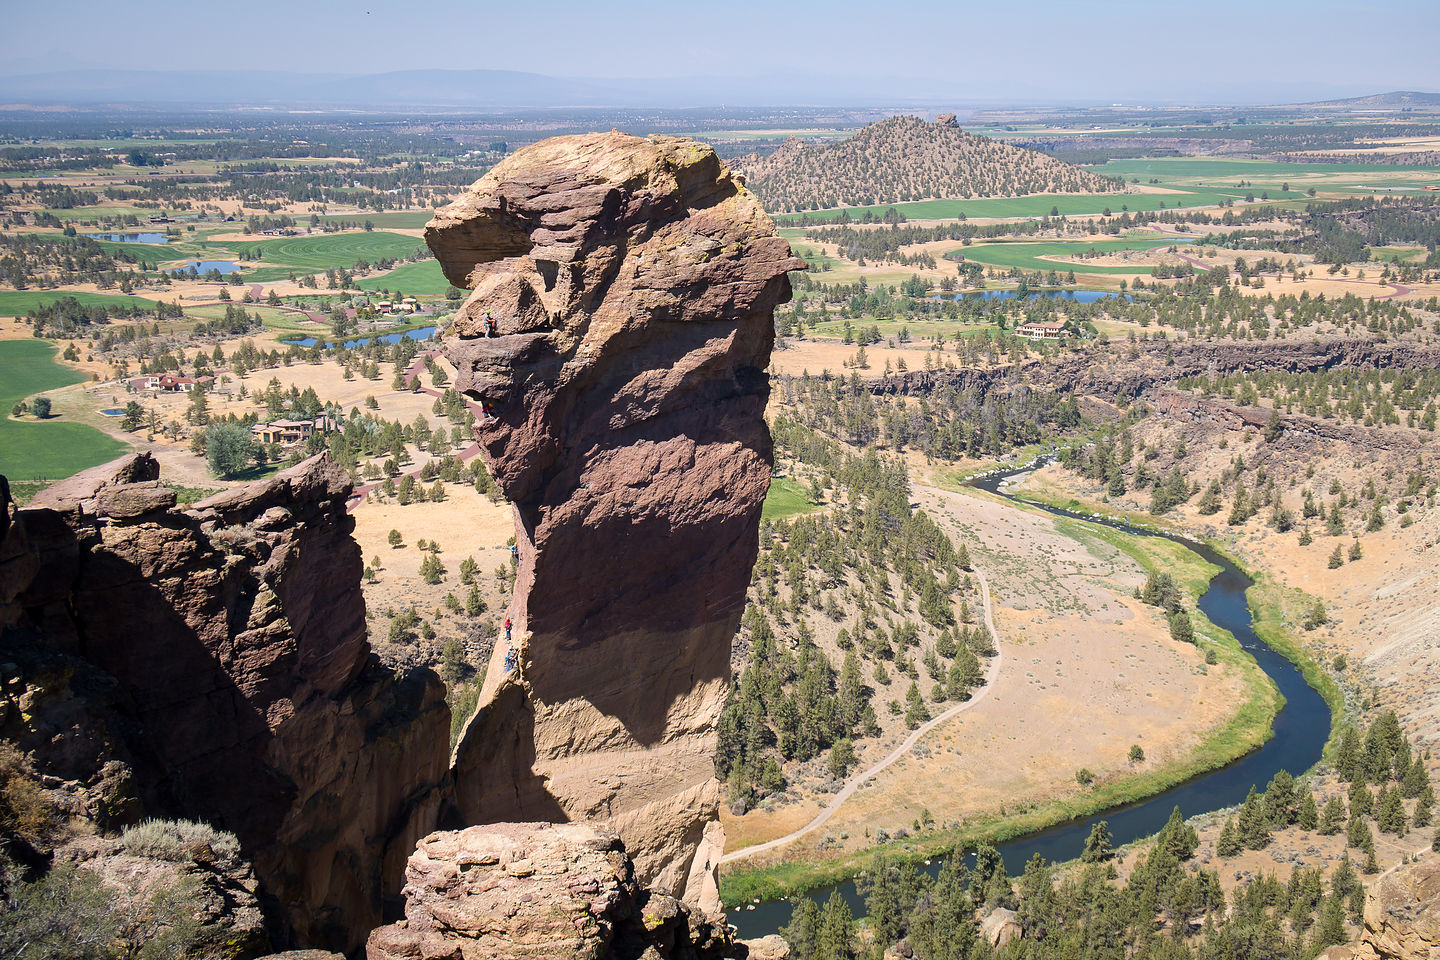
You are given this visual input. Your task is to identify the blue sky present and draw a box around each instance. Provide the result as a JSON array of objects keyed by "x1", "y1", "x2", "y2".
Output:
[{"x1": 4, "y1": 0, "x2": 1438, "y2": 103}]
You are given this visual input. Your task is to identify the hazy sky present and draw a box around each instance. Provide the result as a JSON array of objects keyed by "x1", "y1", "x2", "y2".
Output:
[{"x1": 5, "y1": 0, "x2": 1439, "y2": 103}]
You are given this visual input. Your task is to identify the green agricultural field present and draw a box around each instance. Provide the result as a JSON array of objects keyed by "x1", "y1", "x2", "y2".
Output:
[
  {"x1": 956, "y1": 238, "x2": 1192, "y2": 274},
  {"x1": 0, "y1": 290, "x2": 161, "y2": 317},
  {"x1": 361, "y1": 260, "x2": 454, "y2": 297},
  {"x1": 1093, "y1": 157, "x2": 1440, "y2": 180},
  {"x1": 228, "y1": 232, "x2": 427, "y2": 274},
  {"x1": 44, "y1": 206, "x2": 185, "y2": 222},
  {"x1": 185, "y1": 303, "x2": 322, "y2": 334},
  {"x1": 318, "y1": 211, "x2": 436, "y2": 229},
  {"x1": 0, "y1": 340, "x2": 129, "y2": 482},
  {"x1": 773, "y1": 185, "x2": 1304, "y2": 224}
]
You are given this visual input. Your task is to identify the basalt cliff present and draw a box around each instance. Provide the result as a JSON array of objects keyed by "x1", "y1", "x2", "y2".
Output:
[
  {"x1": 0, "y1": 132, "x2": 798, "y2": 958},
  {"x1": 429, "y1": 131, "x2": 801, "y2": 911}
]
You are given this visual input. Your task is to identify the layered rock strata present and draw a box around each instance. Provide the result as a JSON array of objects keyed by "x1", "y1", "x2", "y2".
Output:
[
  {"x1": 0, "y1": 454, "x2": 450, "y2": 951},
  {"x1": 427, "y1": 131, "x2": 801, "y2": 910}
]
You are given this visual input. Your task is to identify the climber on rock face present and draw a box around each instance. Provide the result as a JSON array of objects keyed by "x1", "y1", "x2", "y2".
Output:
[
  {"x1": 484, "y1": 310, "x2": 496, "y2": 337},
  {"x1": 504, "y1": 617, "x2": 513, "y2": 642}
]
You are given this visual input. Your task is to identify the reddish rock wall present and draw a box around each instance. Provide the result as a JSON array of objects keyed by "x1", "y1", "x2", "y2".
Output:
[{"x1": 428, "y1": 132, "x2": 800, "y2": 910}]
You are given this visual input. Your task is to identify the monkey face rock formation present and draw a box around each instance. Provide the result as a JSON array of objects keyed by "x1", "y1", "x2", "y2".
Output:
[{"x1": 427, "y1": 132, "x2": 802, "y2": 910}]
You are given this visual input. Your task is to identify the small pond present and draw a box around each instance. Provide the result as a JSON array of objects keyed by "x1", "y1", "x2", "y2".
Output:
[
  {"x1": 166, "y1": 260, "x2": 241, "y2": 276},
  {"x1": 86, "y1": 232, "x2": 169, "y2": 244},
  {"x1": 280, "y1": 325, "x2": 437, "y2": 350},
  {"x1": 941, "y1": 289, "x2": 1134, "y2": 304}
]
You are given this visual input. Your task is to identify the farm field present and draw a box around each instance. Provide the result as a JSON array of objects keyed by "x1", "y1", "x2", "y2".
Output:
[
  {"x1": 1092, "y1": 156, "x2": 1440, "y2": 183},
  {"x1": 760, "y1": 477, "x2": 819, "y2": 522},
  {"x1": 773, "y1": 186, "x2": 1306, "y2": 224},
  {"x1": 185, "y1": 303, "x2": 327, "y2": 334},
  {"x1": 228, "y1": 232, "x2": 428, "y2": 273},
  {"x1": 318, "y1": 211, "x2": 436, "y2": 229},
  {"x1": 956, "y1": 237, "x2": 1188, "y2": 274},
  {"x1": 0, "y1": 290, "x2": 161, "y2": 317},
  {"x1": 0, "y1": 339, "x2": 129, "y2": 482},
  {"x1": 361, "y1": 259, "x2": 453, "y2": 296}
]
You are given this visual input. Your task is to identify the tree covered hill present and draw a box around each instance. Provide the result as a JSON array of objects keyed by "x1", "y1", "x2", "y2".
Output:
[{"x1": 733, "y1": 115, "x2": 1125, "y2": 213}]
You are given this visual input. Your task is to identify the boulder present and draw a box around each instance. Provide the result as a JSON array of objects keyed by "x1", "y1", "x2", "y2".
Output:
[
  {"x1": 980, "y1": 907, "x2": 1021, "y2": 948},
  {"x1": 366, "y1": 822, "x2": 737, "y2": 960},
  {"x1": 433, "y1": 131, "x2": 801, "y2": 911}
]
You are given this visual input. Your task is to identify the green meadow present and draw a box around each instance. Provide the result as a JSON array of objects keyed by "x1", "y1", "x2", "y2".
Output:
[
  {"x1": 0, "y1": 290, "x2": 161, "y2": 317},
  {"x1": 361, "y1": 260, "x2": 453, "y2": 297},
  {"x1": 955, "y1": 238, "x2": 1191, "y2": 274},
  {"x1": 228, "y1": 232, "x2": 427, "y2": 273},
  {"x1": 0, "y1": 340, "x2": 129, "y2": 482}
]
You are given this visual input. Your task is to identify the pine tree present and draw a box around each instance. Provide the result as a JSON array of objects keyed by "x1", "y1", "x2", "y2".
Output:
[
  {"x1": 1197, "y1": 479, "x2": 1222, "y2": 515},
  {"x1": 1238, "y1": 786, "x2": 1272, "y2": 849},
  {"x1": 816, "y1": 890, "x2": 857, "y2": 959},
  {"x1": 1228, "y1": 481, "x2": 1251, "y2": 525},
  {"x1": 1349, "y1": 776, "x2": 1375, "y2": 818},
  {"x1": 1318, "y1": 796, "x2": 1348, "y2": 835},
  {"x1": 1157, "y1": 805, "x2": 1199, "y2": 860},
  {"x1": 1376, "y1": 786, "x2": 1408, "y2": 835},
  {"x1": 1346, "y1": 815, "x2": 1372, "y2": 851},
  {"x1": 1297, "y1": 791, "x2": 1320, "y2": 831},
  {"x1": 1081, "y1": 820, "x2": 1113, "y2": 862},
  {"x1": 1216, "y1": 817, "x2": 1242, "y2": 857},
  {"x1": 1413, "y1": 788, "x2": 1434, "y2": 828}
]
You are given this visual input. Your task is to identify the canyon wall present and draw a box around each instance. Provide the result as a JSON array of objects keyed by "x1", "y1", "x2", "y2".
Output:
[
  {"x1": 0, "y1": 454, "x2": 450, "y2": 951},
  {"x1": 428, "y1": 131, "x2": 801, "y2": 910}
]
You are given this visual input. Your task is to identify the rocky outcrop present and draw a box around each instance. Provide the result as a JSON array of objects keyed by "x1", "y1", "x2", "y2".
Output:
[
  {"x1": 365, "y1": 822, "x2": 738, "y2": 960},
  {"x1": 874, "y1": 337, "x2": 1440, "y2": 403},
  {"x1": 979, "y1": 907, "x2": 1021, "y2": 949},
  {"x1": 0, "y1": 453, "x2": 451, "y2": 952},
  {"x1": 429, "y1": 131, "x2": 801, "y2": 910},
  {"x1": 1345, "y1": 854, "x2": 1440, "y2": 960}
]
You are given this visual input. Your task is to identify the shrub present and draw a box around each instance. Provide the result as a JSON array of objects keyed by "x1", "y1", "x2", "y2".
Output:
[
  {"x1": 118, "y1": 818, "x2": 241, "y2": 867},
  {"x1": 0, "y1": 744, "x2": 54, "y2": 846}
]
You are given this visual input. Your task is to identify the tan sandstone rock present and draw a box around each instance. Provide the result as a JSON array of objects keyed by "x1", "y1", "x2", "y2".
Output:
[
  {"x1": 1349, "y1": 854, "x2": 1440, "y2": 960},
  {"x1": 366, "y1": 822, "x2": 736, "y2": 960},
  {"x1": 428, "y1": 131, "x2": 801, "y2": 911}
]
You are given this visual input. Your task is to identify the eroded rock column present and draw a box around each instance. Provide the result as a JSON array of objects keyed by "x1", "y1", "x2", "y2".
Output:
[{"x1": 428, "y1": 132, "x2": 801, "y2": 910}]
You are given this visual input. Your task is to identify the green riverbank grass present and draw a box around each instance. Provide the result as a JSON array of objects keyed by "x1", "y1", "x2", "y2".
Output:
[{"x1": 721, "y1": 484, "x2": 1292, "y2": 909}]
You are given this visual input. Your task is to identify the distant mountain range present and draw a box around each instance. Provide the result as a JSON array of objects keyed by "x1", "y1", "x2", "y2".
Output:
[
  {"x1": 0, "y1": 68, "x2": 966, "y2": 110},
  {"x1": 3, "y1": 70, "x2": 1434, "y2": 113},
  {"x1": 733, "y1": 115, "x2": 1122, "y2": 214}
]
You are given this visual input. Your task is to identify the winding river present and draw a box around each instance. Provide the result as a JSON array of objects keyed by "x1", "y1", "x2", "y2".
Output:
[{"x1": 729, "y1": 461, "x2": 1331, "y2": 939}]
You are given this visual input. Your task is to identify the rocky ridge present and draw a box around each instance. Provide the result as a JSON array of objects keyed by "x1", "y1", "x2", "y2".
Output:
[{"x1": 1, "y1": 453, "x2": 451, "y2": 951}]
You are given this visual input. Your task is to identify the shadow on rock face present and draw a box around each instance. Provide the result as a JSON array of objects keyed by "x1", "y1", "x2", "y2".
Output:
[{"x1": 431, "y1": 131, "x2": 802, "y2": 910}]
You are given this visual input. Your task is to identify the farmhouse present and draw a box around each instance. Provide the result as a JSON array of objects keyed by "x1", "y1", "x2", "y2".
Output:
[
  {"x1": 251, "y1": 415, "x2": 335, "y2": 446},
  {"x1": 153, "y1": 374, "x2": 214, "y2": 392},
  {"x1": 1015, "y1": 320, "x2": 1068, "y2": 341}
]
